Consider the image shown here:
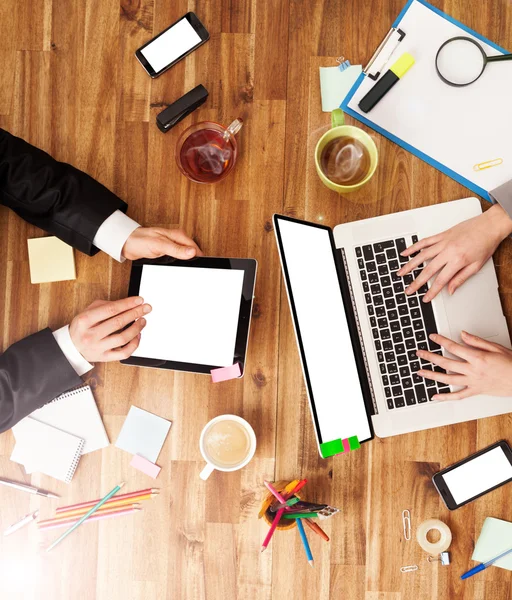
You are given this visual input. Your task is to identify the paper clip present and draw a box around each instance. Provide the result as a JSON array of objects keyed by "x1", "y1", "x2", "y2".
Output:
[
  {"x1": 402, "y1": 509, "x2": 411, "y2": 541},
  {"x1": 473, "y1": 158, "x2": 503, "y2": 172},
  {"x1": 400, "y1": 565, "x2": 418, "y2": 573}
]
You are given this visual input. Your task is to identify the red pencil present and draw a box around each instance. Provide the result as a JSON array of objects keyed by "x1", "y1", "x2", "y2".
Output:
[
  {"x1": 285, "y1": 479, "x2": 307, "y2": 499},
  {"x1": 261, "y1": 507, "x2": 285, "y2": 552}
]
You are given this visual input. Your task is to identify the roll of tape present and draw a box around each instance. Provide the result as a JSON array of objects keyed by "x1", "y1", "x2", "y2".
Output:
[{"x1": 416, "y1": 519, "x2": 452, "y2": 554}]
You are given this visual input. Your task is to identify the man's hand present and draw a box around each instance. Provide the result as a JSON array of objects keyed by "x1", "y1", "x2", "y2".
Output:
[
  {"x1": 69, "y1": 297, "x2": 152, "y2": 362},
  {"x1": 122, "y1": 227, "x2": 203, "y2": 261},
  {"x1": 398, "y1": 204, "x2": 512, "y2": 302},
  {"x1": 417, "y1": 331, "x2": 512, "y2": 401}
]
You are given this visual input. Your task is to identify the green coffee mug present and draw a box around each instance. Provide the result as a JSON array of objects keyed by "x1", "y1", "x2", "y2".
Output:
[{"x1": 315, "y1": 108, "x2": 378, "y2": 193}]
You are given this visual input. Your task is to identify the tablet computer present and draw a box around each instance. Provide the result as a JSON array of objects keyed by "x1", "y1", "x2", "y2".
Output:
[{"x1": 121, "y1": 257, "x2": 257, "y2": 375}]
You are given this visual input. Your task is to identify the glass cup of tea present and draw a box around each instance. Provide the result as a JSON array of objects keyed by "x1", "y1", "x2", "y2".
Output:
[
  {"x1": 176, "y1": 118, "x2": 243, "y2": 184},
  {"x1": 199, "y1": 414, "x2": 256, "y2": 480}
]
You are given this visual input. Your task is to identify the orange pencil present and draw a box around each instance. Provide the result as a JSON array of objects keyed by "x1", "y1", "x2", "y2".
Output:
[
  {"x1": 304, "y1": 518, "x2": 329, "y2": 542},
  {"x1": 56, "y1": 488, "x2": 158, "y2": 513},
  {"x1": 39, "y1": 507, "x2": 141, "y2": 531},
  {"x1": 38, "y1": 504, "x2": 140, "y2": 527},
  {"x1": 56, "y1": 495, "x2": 151, "y2": 519}
]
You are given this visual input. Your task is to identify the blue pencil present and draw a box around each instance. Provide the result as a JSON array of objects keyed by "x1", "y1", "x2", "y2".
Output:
[{"x1": 296, "y1": 518, "x2": 314, "y2": 567}]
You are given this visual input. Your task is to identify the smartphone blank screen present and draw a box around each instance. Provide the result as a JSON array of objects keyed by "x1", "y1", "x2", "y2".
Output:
[
  {"x1": 132, "y1": 265, "x2": 244, "y2": 367},
  {"x1": 443, "y1": 446, "x2": 512, "y2": 505},
  {"x1": 276, "y1": 218, "x2": 372, "y2": 445},
  {"x1": 141, "y1": 18, "x2": 202, "y2": 73}
]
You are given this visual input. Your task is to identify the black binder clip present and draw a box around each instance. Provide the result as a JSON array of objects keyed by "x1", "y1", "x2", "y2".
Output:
[{"x1": 156, "y1": 84, "x2": 209, "y2": 133}]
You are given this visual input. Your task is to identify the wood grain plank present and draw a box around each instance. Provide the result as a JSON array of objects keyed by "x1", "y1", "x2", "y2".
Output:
[{"x1": 1, "y1": 0, "x2": 512, "y2": 598}]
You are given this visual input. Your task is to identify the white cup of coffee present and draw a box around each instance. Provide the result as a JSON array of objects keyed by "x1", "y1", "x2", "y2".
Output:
[{"x1": 199, "y1": 414, "x2": 256, "y2": 480}]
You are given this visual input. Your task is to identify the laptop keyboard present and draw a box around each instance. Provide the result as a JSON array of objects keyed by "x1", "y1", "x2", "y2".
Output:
[{"x1": 355, "y1": 236, "x2": 451, "y2": 410}]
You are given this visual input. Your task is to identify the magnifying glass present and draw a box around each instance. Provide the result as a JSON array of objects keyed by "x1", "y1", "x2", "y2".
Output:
[{"x1": 435, "y1": 36, "x2": 512, "y2": 87}]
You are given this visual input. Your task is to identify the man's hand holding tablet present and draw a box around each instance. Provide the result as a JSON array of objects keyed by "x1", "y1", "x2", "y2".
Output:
[{"x1": 122, "y1": 227, "x2": 203, "y2": 261}]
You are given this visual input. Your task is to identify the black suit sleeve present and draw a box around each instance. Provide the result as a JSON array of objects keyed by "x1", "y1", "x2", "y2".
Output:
[
  {"x1": 0, "y1": 329, "x2": 83, "y2": 434},
  {"x1": 0, "y1": 128, "x2": 128, "y2": 255}
]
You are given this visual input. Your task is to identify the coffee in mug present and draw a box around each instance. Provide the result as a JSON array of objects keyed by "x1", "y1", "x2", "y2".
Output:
[
  {"x1": 319, "y1": 136, "x2": 371, "y2": 186},
  {"x1": 203, "y1": 419, "x2": 251, "y2": 467},
  {"x1": 199, "y1": 414, "x2": 256, "y2": 480}
]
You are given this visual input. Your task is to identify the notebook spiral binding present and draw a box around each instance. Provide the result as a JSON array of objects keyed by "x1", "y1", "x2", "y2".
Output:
[
  {"x1": 47, "y1": 385, "x2": 90, "y2": 405},
  {"x1": 65, "y1": 438, "x2": 85, "y2": 484},
  {"x1": 341, "y1": 249, "x2": 378, "y2": 414}
]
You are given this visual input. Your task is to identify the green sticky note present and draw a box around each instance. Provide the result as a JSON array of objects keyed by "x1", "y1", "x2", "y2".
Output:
[
  {"x1": 348, "y1": 436, "x2": 361, "y2": 451},
  {"x1": 320, "y1": 438, "x2": 344, "y2": 458}
]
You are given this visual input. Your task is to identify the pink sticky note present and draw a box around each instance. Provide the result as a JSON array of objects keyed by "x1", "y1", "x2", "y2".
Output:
[
  {"x1": 130, "y1": 454, "x2": 161, "y2": 479},
  {"x1": 210, "y1": 363, "x2": 242, "y2": 383},
  {"x1": 342, "y1": 438, "x2": 350, "y2": 453}
]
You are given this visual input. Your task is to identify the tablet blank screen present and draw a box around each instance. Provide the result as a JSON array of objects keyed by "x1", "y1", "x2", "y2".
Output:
[{"x1": 132, "y1": 265, "x2": 244, "y2": 367}]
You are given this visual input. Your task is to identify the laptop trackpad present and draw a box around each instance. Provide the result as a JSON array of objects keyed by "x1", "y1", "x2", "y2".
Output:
[{"x1": 443, "y1": 275, "x2": 501, "y2": 341}]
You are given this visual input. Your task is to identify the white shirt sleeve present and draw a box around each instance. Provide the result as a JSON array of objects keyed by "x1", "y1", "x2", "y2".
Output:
[
  {"x1": 52, "y1": 326, "x2": 94, "y2": 377},
  {"x1": 92, "y1": 210, "x2": 141, "y2": 262}
]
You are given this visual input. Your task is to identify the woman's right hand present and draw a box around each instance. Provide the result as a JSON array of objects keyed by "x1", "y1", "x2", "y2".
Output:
[{"x1": 398, "y1": 203, "x2": 512, "y2": 303}]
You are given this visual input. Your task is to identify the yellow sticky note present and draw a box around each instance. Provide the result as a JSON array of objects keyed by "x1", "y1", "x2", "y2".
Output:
[{"x1": 27, "y1": 236, "x2": 76, "y2": 284}]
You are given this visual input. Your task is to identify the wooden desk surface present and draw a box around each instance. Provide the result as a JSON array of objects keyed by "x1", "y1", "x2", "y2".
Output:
[{"x1": 1, "y1": 0, "x2": 512, "y2": 598}]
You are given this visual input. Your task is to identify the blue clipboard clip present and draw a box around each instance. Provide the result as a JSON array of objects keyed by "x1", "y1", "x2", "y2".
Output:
[{"x1": 364, "y1": 27, "x2": 406, "y2": 80}]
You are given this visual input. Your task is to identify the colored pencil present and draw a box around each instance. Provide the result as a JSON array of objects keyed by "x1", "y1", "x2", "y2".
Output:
[
  {"x1": 55, "y1": 496, "x2": 150, "y2": 519},
  {"x1": 38, "y1": 504, "x2": 140, "y2": 526},
  {"x1": 258, "y1": 480, "x2": 298, "y2": 519},
  {"x1": 263, "y1": 481, "x2": 287, "y2": 505},
  {"x1": 283, "y1": 512, "x2": 319, "y2": 519},
  {"x1": 271, "y1": 497, "x2": 300, "y2": 511},
  {"x1": 39, "y1": 507, "x2": 141, "y2": 531},
  {"x1": 286, "y1": 479, "x2": 307, "y2": 498},
  {"x1": 56, "y1": 488, "x2": 158, "y2": 513},
  {"x1": 46, "y1": 482, "x2": 124, "y2": 552},
  {"x1": 304, "y1": 518, "x2": 329, "y2": 542},
  {"x1": 296, "y1": 518, "x2": 314, "y2": 567},
  {"x1": 261, "y1": 507, "x2": 285, "y2": 552}
]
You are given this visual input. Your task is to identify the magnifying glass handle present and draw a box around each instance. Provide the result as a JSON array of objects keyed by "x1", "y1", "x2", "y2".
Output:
[{"x1": 487, "y1": 53, "x2": 512, "y2": 63}]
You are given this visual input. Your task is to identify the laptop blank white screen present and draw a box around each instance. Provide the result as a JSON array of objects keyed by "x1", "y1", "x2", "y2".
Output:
[{"x1": 276, "y1": 218, "x2": 372, "y2": 444}]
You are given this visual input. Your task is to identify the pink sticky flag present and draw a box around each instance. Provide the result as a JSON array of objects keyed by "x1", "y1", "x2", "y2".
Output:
[
  {"x1": 210, "y1": 363, "x2": 242, "y2": 383},
  {"x1": 130, "y1": 454, "x2": 161, "y2": 479},
  {"x1": 342, "y1": 438, "x2": 350, "y2": 453}
]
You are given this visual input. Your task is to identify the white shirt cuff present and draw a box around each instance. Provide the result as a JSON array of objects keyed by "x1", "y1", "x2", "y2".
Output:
[
  {"x1": 92, "y1": 210, "x2": 141, "y2": 262},
  {"x1": 52, "y1": 326, "x2": 94, "y2": 377}
]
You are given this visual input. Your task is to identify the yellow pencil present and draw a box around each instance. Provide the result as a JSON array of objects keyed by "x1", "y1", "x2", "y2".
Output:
[
  {"x1": 38, "y1": 503, "x2": 140, "y2": 527},
  {"x1": 55, "y1": 495, "x2": 151, "y2": 519}
]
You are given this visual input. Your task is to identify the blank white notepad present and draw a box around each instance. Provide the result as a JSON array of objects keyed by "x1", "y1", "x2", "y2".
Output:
[
  {"x1": 29, "y1": 386, "x2": 109, "y2": 454},
  {"x1": 115, "y1": 406, "x2": 171, "y2": 463},
  {"x1": 11, "y1": 418, "x2": 84, "y2": 483}
]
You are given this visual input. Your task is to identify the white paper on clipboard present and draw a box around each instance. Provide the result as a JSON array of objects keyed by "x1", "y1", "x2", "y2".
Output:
[{"x1": 345, "y1": 0, "x2": 512, "y2": 197}]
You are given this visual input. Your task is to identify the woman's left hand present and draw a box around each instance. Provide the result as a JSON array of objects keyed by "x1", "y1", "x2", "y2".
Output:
[{"x1": 416, "y1": 331, "x2": 512, "y2": 400}]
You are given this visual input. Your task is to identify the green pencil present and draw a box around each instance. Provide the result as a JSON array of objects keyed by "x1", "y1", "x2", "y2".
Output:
[
  {"x1": 46, "y1": 482, "x2": 125, "y2": 552},
  {"x1": 283, "y1": 512, "x2": 319, "y2": 519}
]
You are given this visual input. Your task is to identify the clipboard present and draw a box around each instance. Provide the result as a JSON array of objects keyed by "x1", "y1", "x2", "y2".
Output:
[{"x1": 341, "y1": 0, "x2": 512, "y2": 202}]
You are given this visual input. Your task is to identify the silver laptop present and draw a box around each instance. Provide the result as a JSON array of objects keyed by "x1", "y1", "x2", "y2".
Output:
[{"x1": 274, "y1": 198, "x2": 511, "y2": 457}]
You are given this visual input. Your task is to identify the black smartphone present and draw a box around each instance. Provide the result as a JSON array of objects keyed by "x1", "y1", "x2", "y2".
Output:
[
  {"x1": 432, "y1": 440, "x2": 512, "y2": 510},
  {"x1": 135, "y1": 12, "x2": 209, "y2": 78}
]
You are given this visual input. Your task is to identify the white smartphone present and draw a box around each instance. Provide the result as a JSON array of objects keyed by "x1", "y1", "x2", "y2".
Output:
[
  {"x1": 432, "y1": 440, "x2": 512, "y2": 510},
  {"x1": 135, "y1": 12, "x2": 209, "y2": 78}
]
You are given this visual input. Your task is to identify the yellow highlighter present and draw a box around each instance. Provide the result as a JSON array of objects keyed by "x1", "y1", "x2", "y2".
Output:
[{"x1": 358, "y1": 52, "x2": 415, "y2": 113}]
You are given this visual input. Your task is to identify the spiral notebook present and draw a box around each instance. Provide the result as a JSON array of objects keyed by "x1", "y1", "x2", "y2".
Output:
[
  {"x1": 29, "y1": 385, "x2": 109, "y2": 454},
  {"x1": 11, "y1": 418, "x2": 84, "y2": 483}
]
